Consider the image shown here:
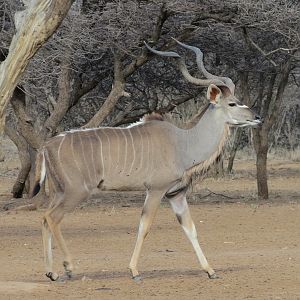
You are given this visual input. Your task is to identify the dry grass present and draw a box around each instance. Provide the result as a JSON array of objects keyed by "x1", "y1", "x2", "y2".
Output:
[
  {"x1": 233, "y1": 146, "x2": 300, "y2": 162},
  {"x1": 289, "y1": 147, "x2": 300, "y2": 162}
]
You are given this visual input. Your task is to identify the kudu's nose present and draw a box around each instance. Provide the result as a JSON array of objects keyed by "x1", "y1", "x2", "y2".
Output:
[{"x1": 255, "y1": 115, "x2": 263, "y2": 124}]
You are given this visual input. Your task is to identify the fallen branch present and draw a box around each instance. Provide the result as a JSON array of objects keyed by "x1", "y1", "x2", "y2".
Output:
[{"x1": 201, "y1": 188, "x2": 237, "y2": 199}]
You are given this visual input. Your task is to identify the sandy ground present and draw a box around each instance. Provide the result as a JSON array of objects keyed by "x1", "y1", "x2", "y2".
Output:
[
  {"x1": 0, "y1": 201, "x2": 299, "y2": 300},
  {"x1": 0, "y1": 138, "x2": 299, "y2": 299}
]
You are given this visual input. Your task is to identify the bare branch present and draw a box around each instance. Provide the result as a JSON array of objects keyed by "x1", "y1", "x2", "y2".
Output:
[
  {"x1": 266, "y1": 58, "x2": 293, "y2": 131},
  {"x1": 83, "y1": 51, "x2": 127, "y2": 128},
  {"x1": 123, "y1": 2, "x2": 171, "y2": 79},
  {"x1": 111, "y1": 91, "x2": 199, "y2": 127},
  {"x1": 264, "y1": 47, "x2": 300, "y2": 56},
  {"x1": 150, "y1": 2, "x2": 170, "y2": 44},
  {"x1": 42, "y1": 57, "x2": 73, "y2": 138},
  {"x1": 242, "y1": 27, "x2": 277, "y2": 67}
]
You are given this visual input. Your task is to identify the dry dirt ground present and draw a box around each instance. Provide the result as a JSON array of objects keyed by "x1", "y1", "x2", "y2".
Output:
[{"x1": 0, "y1": 139, "x2": 299, "y2": 299}]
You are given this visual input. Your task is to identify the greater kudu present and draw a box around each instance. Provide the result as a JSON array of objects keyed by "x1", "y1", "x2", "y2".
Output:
[{"x1": 32, "y1": 40, "x2": 261, "y2": 282}]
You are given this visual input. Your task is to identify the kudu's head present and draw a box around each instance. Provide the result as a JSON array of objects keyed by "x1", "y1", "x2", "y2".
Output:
[{"x1": 145, "y1": 39, "x2": 261, "y2": 127}]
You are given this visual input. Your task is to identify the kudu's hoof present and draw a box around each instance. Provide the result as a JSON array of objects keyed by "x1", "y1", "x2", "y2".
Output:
[
  {"x1": 46, "y1": 272, "x2": 59, "y2": 281},
  {"x1": 208, "y1": 272, "x2": 219, "y2": 279},
  {"x1": 132, "y1": 275, "x2": 142, "y2": 282},
  {"x1": 63, "y1": 261, "x2": 73, "y2": 279},
  {"x1": 65, "y1": 270, "x2": 73, "y2": 279}
]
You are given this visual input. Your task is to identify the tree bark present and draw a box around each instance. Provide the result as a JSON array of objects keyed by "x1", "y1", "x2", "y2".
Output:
[
  {"x1": 4, "y1": 125, "x2": 31, "y2": 198},
  {"x1": 41, "y1": 57, "x2": 72, "y2": 138},
  {"x1": 253, "y1": 127, "x2": 269, "y2": 199},
  {"x1": 84, "y1": 52, "x2": 129, "y2": 128},
  {"x1": 0, "y1": 0, "x2": 74, "y2": 131},
  {"x1": 256, "y1": 147, "x2": 268, "y2": 199}
]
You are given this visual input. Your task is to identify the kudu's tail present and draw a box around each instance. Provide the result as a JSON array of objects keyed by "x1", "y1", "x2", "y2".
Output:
[{"x1": 31, "y1": 150, "x2": 46, "y2": 197}]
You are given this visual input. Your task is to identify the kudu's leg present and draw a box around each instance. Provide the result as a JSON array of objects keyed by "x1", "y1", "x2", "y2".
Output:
[
  {"x1": 43, "y1": 202, "x2": 69, "y2": 281},
  {"x1": 42, "y1": 216, "x2": 57, "y2": 280},
  {"x1": 129, "y1": 190, "x2": 165, "y2": 280},
  {"x1": 168, "y1": 192, "x2": 217, "y2": 279},
  {"x1": 43, "y1": 189, "x2": 89, "y2": 281}
]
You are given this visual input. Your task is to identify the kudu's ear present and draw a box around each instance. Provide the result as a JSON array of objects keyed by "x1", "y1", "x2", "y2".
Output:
[
  {"x1": 207, "y1": 84, "x2": 222, "y2": 104},
  {"x1": 219, "y1": 86, "x2": 232, "y2": 97}
]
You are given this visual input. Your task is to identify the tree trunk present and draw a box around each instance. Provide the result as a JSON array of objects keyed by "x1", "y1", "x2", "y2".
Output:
[
  {"x1": 12, "y1": 154, "x2": 31, "y2": 198},
  {"x1": 252, "y1": 58, "x2": 292, "y2": 200},
  {"x1": 4, "y1": 125, "x2": 31, "y2": 198},
  {"x1": 256, "y1": 145, "x2": 268, "y2": 199},
  {"x1": 253, "y1": 127, "x2": 269, "y2": 199}
]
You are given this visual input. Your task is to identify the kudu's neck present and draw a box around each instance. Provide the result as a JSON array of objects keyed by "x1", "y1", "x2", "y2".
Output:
[{"x1": 182, "y1": 104, "x2": 228, "y2": 170}]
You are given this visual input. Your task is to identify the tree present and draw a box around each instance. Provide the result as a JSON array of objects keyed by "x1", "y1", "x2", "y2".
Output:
[
  {"x1": 0, "y1": 0, "x2": 74, "y2": 131},
  {"x1": 195, "y1": 0, "x2": 300, "y2": 198},
  {"x1": 235, "y1": 0, "x2": 300, "y2": 199}
]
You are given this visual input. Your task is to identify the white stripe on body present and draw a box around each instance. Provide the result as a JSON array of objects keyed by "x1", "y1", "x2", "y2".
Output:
[
  {"x1": 149, "y1": 129, "x2": 154, "y2": 178},
  {"x1": 128, "y1": 129, "x2": 136, "y2": 174},
  {"x1": 95, "y1": 131, "x2": 105, "y2": 179},
  {"x1": 70, "y1": 134, "x2": 89, "y2": 193},
  {"x1": 88, "y1": 134, "x2": 98, "y2": 185},
  {"x1": 102, "y1": 129, "x2": 111, "y2": 175},
  {"x1": 120, "y1": 130, "x2": 128, "y2": 174},
  {"x1": 136, "y1": 127, "x2": 143, "y2": 173},
  {"x1": 112, "y1": 129, "x2": 121, "y2": 173},
  {"x1": 57, "y1": 135, "x2": 71, "y2": 184},
  {"x1": 145, "y1": 130, "x2": 151, "y2": 176},
  {"x1": 79, "y1": 134, "x2": 93, "y2": 184}
]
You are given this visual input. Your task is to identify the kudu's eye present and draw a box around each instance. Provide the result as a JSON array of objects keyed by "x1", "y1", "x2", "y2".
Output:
[{"x1": 228, "y1": 103, "x2": 236, "y2": 107}]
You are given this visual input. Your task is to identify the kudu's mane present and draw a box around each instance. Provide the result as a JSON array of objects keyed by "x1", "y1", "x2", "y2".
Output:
[
  {"x1": 143, "y1": 112, "x2": 165, "y2": 122},
  {"x1": 142, "y1": 103, "x2": 210, "y2": 129}
]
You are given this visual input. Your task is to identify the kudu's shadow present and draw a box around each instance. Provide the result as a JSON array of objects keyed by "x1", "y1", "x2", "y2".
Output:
[{"x1": 65, "y1": 265, "x2": 253, "y2": 282}]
